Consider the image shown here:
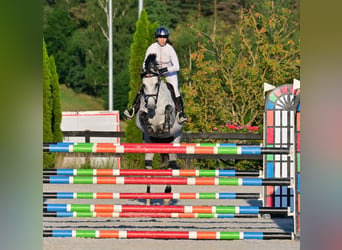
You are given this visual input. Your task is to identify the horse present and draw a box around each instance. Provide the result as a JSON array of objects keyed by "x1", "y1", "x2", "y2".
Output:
[{"x1": 135, "y1": 53, "x2": 183, "y2": 205}]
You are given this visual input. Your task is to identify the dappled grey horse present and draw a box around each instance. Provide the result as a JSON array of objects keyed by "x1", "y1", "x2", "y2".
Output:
[{"x1": 135, "y1": 54, "x2": 183, "y2": 205}]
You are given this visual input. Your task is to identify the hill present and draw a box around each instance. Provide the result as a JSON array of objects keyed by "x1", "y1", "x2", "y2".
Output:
[{"x1": 60, "y1": 84, "x2": 105, "y2": 111}]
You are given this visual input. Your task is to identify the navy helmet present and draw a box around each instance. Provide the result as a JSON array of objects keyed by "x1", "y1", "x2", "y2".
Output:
[{"x1": 155, "y1": 26, "x2": 169, "y2": 38}]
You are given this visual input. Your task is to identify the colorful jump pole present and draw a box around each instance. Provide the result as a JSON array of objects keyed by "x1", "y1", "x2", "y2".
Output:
[
  {"x1": 43, "y1": 176, "x2": 291, "y2": 186},
  {"x1": 43, "y1": 169, "x2": 261, "y2": 177},
  {"x1": 42, "y1": 142, "x2": 289, "y2": 155},
  {"x1": 43, "y1": 211, "x2": 259, "y2": 219},
  {"x1": 45, "y1": 142, "x2": 261, "y2": 148},
  {"x1": 43, "y1": 230, "x2": 293, "y2": 240},
  {"x1": 43, "y1": 192, "x2": 260, "y2": 200},
  {"x1": 43, "y1": 204, "x2": 289, "y2": 215}
]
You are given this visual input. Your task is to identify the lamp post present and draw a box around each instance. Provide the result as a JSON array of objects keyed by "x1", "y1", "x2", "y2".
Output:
[
  {"x1": 138, "y1": 0, "x2": 143, "y2": 17},
  {"x1": 108, "y1": 0, "x2": 113, "y2": 111}
]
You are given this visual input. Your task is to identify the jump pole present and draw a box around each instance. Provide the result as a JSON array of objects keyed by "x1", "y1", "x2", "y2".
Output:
[
  {"x1": 43, "y1": 176, "x2": 291, "y2": 186},
  {"x1": 43, "y1": 142, "x2": 289, "y2": 155},
  {"x1": 43, "y1": 211, "x2": 259, "y2": 218},
  {"x1": 43, "y1": 203, "x2": 289, "y2": 215},
  {"x1": 43, "y1": 168, "x2": 262, "y2": 177},
  {"x1": 43, "y1": 192, "x2": 260, "y2": 200},
  {"x1": 43, "y1": 230, "x2": 294, "y2": 240}
]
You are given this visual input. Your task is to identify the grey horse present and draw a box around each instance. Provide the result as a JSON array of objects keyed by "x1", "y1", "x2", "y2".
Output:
[{"x1": 135, "y1": 54, "x2": 183, "y2": 205}]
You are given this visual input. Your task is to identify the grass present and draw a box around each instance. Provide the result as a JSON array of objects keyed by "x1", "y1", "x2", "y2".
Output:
[{"x1": 60, "y1": 84, "x2": 105, "y2": 111}]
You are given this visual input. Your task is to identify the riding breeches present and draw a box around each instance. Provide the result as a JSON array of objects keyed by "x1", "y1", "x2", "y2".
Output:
[{"x1": 164, "y1": 72, "x2": 180, "y2": 97}]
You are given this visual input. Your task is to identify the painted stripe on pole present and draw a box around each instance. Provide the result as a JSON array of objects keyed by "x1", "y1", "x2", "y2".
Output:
[{"x1": 186, "y1": 146, "x2": 195, "y2": 154}]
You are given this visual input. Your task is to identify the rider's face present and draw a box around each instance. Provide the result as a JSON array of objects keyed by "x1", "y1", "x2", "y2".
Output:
[{"x1": 157, "y1": 37, "x2": 167, "y2": 46}]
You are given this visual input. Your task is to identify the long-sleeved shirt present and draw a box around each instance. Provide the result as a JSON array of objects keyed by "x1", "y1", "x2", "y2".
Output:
[{"x1": 144, "y1": 42, "x2": 179, "y2": 77}]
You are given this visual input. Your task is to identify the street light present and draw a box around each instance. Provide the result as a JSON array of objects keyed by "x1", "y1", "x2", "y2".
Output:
[{"x1": 108, "y1": 0, "x2": 113, "y2": 111}]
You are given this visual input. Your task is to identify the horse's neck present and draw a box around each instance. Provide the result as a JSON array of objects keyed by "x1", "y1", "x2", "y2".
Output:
[{"x1": 158, "y1": 82, "x2": 173, "y2": 103}]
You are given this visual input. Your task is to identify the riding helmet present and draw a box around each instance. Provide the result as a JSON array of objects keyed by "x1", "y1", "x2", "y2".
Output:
[{"x1": 155, "y1": 26, "x2": 169, "y2": 38}]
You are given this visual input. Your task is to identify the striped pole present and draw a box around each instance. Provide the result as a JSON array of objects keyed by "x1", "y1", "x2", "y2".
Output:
[
  {"x1": 43, "y1": 176, "x2": 291, "y2": 186},
  {"x1": 43, "y1": 142, "x2": 289, "y2": 155},
  {"x1": 43, "y1": 192, "x2": 260, "y2": 200},
  {"x1": 43, "y1": 230, "x2": 293, "y2": 240},
  {"x1": 45, "y1": 142, "x2": 261, "y2": 148},
  {"x1": 43, "y1": 211, "x2": 259, "y2": 218},
  {"x1": 43, "y1": 169, "x2": 261, "y2": 177},
  {"x1": 43, "y1": 204, "x2": 289, "y2": 215}
]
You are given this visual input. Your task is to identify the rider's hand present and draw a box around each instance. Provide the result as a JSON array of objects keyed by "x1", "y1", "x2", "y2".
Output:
[{"x1": 159, "y1": 67, "x2": 168, "y2": 75}]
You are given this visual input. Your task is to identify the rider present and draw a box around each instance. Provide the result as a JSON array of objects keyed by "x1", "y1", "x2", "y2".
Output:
[{"x1": 124, "y1": 26, "x2": 188, "y2": 123}]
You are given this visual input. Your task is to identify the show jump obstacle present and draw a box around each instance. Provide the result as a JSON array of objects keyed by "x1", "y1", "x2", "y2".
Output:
[{"x1": 43, "y1": 83, "x2": 300, "y2": 240}]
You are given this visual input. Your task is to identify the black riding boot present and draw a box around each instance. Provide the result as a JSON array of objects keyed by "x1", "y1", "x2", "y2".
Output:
[
  {"x1": 124, "y1": 88, "x2": 142, "y2": 119},
  {"x1": 175, "y1": 96, "x2": 188, "y2": 123},
  {"x1": 165, "y1": 83, "x2": 188, "y2": 123}
]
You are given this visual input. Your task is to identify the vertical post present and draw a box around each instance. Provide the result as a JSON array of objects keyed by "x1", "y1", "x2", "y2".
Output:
[
  {"x1": 108, "y1": 0, "x2": 113, "y2": 111},
  {"x1": 138, "y1": 0, "x2": 143, "y2": 17}
]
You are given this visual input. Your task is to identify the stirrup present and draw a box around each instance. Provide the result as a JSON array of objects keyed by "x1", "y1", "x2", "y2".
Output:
[
  {"x1": 177, "y1": 112, "x2": 188, "y2": 123},
  {"x1": 124, "y1": 108, "x2": 135, "y2": 119}
]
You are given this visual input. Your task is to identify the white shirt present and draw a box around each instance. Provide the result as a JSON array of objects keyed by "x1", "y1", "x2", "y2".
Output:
[{"x1": 144, "y1": 42, "x2": 179, "y2": 77}]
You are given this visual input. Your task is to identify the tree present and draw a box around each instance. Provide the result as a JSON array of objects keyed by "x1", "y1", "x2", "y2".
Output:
[
  {"x1": 145, "y1": 0, "x2": 175, "y2": 28},
  {"x1": 43, "y1": 39, "x2": 64, "y2": 168},
  {"x1": 182, "y1": 1, "x2": 300, "y2": 132},
  {"x1": 43, "y1": 39, "x2": 55, "y2": 168},
  {"x1": 44, "y1": 8, "x2": 77, "y2": 85},
  {"x1": 49, "y1": 56, "x2": 64, "y2": 142},
  {"x1": 43, "y1": 40, "x2": 53, "y2": 143},
  {"x1": 112, "y1": 0, "x2": 139, "y2": 113}
]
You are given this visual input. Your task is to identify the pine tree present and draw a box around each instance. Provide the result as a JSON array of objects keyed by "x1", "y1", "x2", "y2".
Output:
[
  {"x1": 49, "y1": 55, "x2": 63, "y2": 142},
  {"x1": 43, "y1": 39, "x2": 54, "y2": 168}
]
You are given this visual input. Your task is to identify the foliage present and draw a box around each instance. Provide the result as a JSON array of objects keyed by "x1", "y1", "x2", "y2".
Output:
[
  {"x1": 49, "y1": 56, "x2": 64, "y2": 142},
  {"x1": 44, "y1": 7, "x2": 77, "y2": 86},
  {"x1": 43, "y1": 40, "x2": 53, "y2": 144},
  {"x1": 43, "y1": 0, "x2": 138, "y2": 113},
  {"x1": 43, "y1": 39, "x2": 63, "y2": 168},
  {"x1": 182, "y1": 1, "x2": 300, "y2": 133},
  {"x1": 145, "y1": 0, "x2": 176, "y2": 28}
]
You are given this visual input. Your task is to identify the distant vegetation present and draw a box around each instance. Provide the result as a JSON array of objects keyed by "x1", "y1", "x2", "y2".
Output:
[{"x1": 60, "y1": 84, "x2": 105, "y2": 111}]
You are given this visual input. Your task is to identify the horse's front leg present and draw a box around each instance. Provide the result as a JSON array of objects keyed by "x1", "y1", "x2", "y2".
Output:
[
  {"x1": 145, "y1": 153, "x2": 153, "y2": 205},
  {"x1": 163, "y1": 154, "x2": 180, "y2": 205},
  {"x1": 163, "y1": 105, "x2": 172, "y2": 133},
  {"x1": 140, "y1": 111, "x2": 154, "y2": 134}
]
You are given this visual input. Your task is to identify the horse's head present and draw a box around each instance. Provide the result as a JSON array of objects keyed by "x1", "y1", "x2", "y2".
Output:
[
  {"x1": 142, "y1": 74, "x2": 161, "y2": 113},
  {"x1": 140, "y1": 53, "x2": 162, "y2": 114}
]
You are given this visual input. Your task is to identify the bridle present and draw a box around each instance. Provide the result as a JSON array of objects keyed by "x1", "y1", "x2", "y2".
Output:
[{"x1": 142, "y1": 72, "x2": 161, "y2": 106}]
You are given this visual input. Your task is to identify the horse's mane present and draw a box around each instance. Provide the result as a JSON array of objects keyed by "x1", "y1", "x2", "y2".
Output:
[{"x1": 142, "y1": 54, "x2": 159, "y2": 78}]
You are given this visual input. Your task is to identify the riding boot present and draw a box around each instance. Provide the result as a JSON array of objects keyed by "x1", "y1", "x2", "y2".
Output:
[
  {"x1": 165, "y1": 83, "x2": 188, "y2": 123},
  {"x1": 175, "y1": 96, "x2": 188, "y2": 123},
  {"x1": 124, "y1": 88, "x2": 142, "y2": 119}
]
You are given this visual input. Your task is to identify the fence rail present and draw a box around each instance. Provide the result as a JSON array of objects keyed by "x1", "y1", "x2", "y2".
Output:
[{"x1": 62, "y1": 131, "x2": 263, "y2": 162}]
